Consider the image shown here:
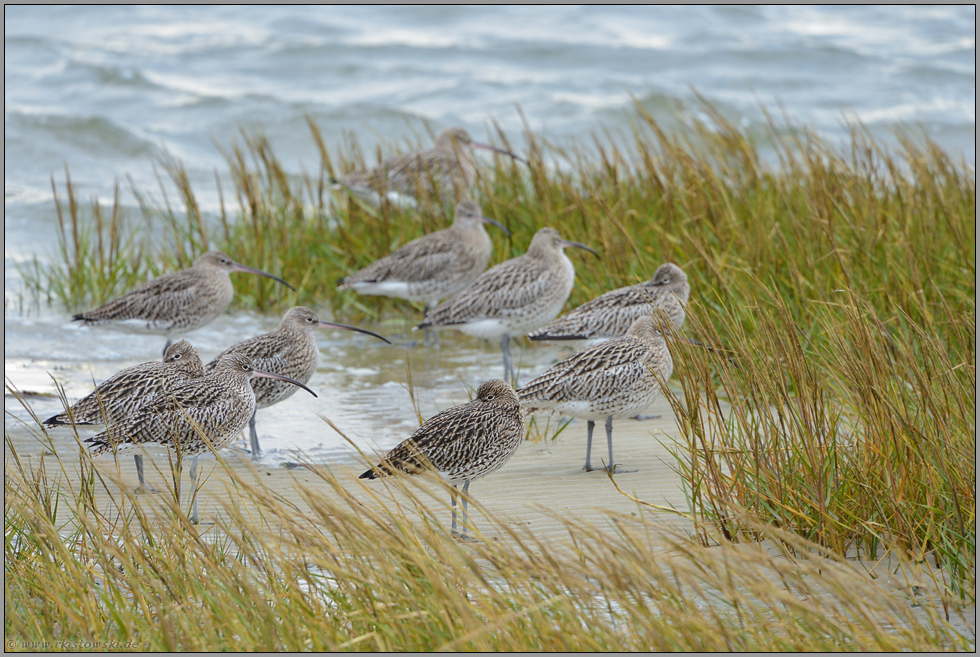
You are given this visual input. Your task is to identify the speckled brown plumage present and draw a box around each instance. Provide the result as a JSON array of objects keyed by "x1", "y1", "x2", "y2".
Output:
[
  {"x1": 205, "y1": 306, "x2": 388, "y2": 459},
  {"x1": 85, "y1": 353, "x2": 315, "y2": 458},
  {"x1": 528, "y1": 263, "x2": 690, "y2": 343},
  {"x1": 85, "y1": 352, "x2": 315, "y2": 523},
  {"x1": 72, "y1": 251, "x2": 294, "y2": 352},
  {"x1": 519, "y1": 316, "x2": 673, "y2": 472},
  {"x1": 44, "y1": 339, "x2": 204, "y2": 427},
  {"x1": 208, "y1": 308, "x2": 321, "y2": 410},
  {"x1": 335, "y1": 127, "x2": 522, "y2": 205},
  {"x1": 337, "y1": 200, "x2": 507, "y2": 309},
  {"x1": 418, "y1": 227, "x2": 598, "y2": 382},
  {"x1": 360, "y1": 379, "x2": 524, "y2": 537}
]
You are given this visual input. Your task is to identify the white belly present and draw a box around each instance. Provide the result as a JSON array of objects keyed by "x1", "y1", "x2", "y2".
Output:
[
  {"x1": 92, "y1": 318, "x2": 179, "y2": 336},
  {"x1": 347, "y1": 281, "x2": 417, "y2": 302},
  {"x1": 528, "y1": 390, "x2": 658, "y2": 422},
  {"x1": 456, "y1": 318, "x2": 513, "y2": 340}
]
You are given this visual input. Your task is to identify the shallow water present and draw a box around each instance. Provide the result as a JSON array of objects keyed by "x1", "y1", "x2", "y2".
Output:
[
  {"x1": 4, "y1": 5, "x2": 976, "y2": 459},
  {"x1": 5, "y1": 307, "x2": 577, "y2": 463}
]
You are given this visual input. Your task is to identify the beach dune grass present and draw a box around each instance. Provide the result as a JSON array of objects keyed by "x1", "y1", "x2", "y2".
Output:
[
  {"x1": 3, "y1": 410, "x2": 972, "y2": 651},
  {"x1": 13, "y1": 103, "x2": 976, "y2": 612}
]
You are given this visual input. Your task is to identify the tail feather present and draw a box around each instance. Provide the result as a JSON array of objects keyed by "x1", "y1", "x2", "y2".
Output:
[
  {"x1": 44, "y1": 413, "x2": 97, "y2": 427},
  {"x1": 360, "y1": 459, "x2": 403, "y2": 479},
  {"x1": 72, "y1": 313, "x2": 86, "y2": 322},
  {"x1": 86, "y1": 440, "x2": 114, "y2": 458},
  {"x1": 527, "y1": 333, "x2": 587, "y2": 341}
]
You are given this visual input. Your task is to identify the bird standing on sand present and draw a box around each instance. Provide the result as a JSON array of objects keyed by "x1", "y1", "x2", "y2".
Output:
[
  {"x1": 334, "y1": 127, "x2": 525, "y2": 206},
  {"x1": 72, "y1": 251, "x2": 295, "y2": 355},
  {"x1": 418, "y1": 227, "x2": 598, "y2": 384},
  {"x1": 337, "y1": 200, "x2": 509, "y2": 343},
  {"x1": 44, "y1": 339, "x2": 205, "y2": 492},
  {"x1": 519, "y1": 316, "x2": 673, "y2": 474},
  {"x1": 86, "y1": 352, "x2": 317, "y2": 523},
  {"x1": 528, "y1": 262, "x2": 690, "y2": 344},
  {"x1": 360, "y1": 379, "x2": 524, "y2": 539},
  {"x1": 206, "y1": 306, "x2": 390, "y2": 459}
]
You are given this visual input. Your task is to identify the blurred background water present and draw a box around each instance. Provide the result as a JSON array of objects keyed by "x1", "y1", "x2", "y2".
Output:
[{"x1": 4, "y1": 5, "x2": 976, "y2": 461}]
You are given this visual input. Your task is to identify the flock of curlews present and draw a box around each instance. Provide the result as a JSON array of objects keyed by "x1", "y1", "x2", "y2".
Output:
[{"x1": 45, "y1": 127, "x2": 704, "y2": 537}]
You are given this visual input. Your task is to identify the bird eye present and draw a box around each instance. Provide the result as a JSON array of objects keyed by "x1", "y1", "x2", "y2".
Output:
[
  {"x1": 174, "y1": 354, "x2": 182, "y2": 359},
  {"x1": 486, "y1": 394, "x2": 494, "y2": 400}
]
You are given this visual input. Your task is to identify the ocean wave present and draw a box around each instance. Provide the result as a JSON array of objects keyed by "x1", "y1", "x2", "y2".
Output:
[
  {"x1": 6, "y1": 111, "x2": 161, "y2": 160},
  {"x1": 62, "y1": 59, "x2": 156, "y2": 89}
]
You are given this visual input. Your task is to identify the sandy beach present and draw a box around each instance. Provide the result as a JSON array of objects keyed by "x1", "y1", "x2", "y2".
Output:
[
  {"x1": 5, "y1": 385, "x2": 975, "y2": 643},
  {"x1": 6, "y1": 390, "x2": 694, "y2": 542}
]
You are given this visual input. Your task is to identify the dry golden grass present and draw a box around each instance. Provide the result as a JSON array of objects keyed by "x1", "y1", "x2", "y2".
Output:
[{"x1": 12, "y1": 102, "x2": 975, "y2": 648}]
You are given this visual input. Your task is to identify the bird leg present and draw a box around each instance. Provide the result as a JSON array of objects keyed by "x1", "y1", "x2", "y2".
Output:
[
  {"x1": 450, "y1": 484, "x2": 459, "y2": 534},
  {"x1": 583, "y1": 420, "x2": 596, "y2": 471},
  {"x1": 605, "y1": 416, "x2": 634, "y2": 474},
  {"x1": 423, "y1": 306, "x2": 440, "y2": 348},
  {"x1": 500, "y1": 333, "x2": 514, "y2": 385},
  {"x1": 134, "y1": 454, "x2": 159, "y2": 494},
  {"x1": 452, "y1": 479, "x2": 476, "y2": 540},
  {"x1": 248, "y1": 411, "x2": 261, "y2": 460}
]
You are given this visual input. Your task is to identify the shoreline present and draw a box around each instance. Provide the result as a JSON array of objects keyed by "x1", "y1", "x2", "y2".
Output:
[{"x1": 5, "y1": 390, "x2": 975, "y2": 645}]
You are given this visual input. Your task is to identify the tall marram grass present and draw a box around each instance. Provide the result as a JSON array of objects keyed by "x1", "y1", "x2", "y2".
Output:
[
  {"x1": 4, "y1": 404, "x2": 973, "y2": 651},
  {"x1": 16, "y1": 104, "x2": 976, "y2": 603}
]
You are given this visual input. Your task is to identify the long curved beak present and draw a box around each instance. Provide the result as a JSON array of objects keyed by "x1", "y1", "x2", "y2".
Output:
[
  {"x1": 472, "y1": 141, "x2": 528, "y2": 165},
  {"x1": 318, "y1": 321, "x2": 391, "y2": 344},
  {"x1": 670, "y1": 335, "x2": 739, "y2": 368},
  {"x1": 230, "y1": 262, "x2": 297, "y2": 292},
  {"x1": 559, "y1": 240, "x2": 600, "y2": 259},
  {"x1": 480, "y1": 216, "x2": 511, "y2": 236},
  {"x1": 252, "y1": 370, "x2": 318, "y2": 397}
]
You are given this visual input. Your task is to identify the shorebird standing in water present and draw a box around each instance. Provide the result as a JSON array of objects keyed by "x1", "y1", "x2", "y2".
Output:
[
  {"x1": 206, "y1": 306, "x2": 390, "y2": 459},
  {"x1": 519, "y1": 316, "x2": 674, "y2": 474},
  {"x1": 337, "y1": 200, "x2": 509, "y2": 343},
  {"x1": 360, "y1": 379, "x2": 524, "y2": 539},
  {"x1": 528, "y1": 262, "x2": 690, "y2": 344},
  {"x1": 85, "y1": 352, "x2": 316, "y2": 524},
  {"x1": 44, "y1": 339, "x2": 205, "y2": 492},
  {"x1": 72, "y1": 251, "x2": 295, "y2": 356},
  {"x1": 418, "y1": 227, "x2": 598, "y2": 384},
  {"x1": 334, "y1": 127, "x2": 525, "y2": 207}
]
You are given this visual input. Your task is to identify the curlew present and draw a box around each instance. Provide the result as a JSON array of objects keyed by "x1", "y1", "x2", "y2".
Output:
[
  {"x1": 44, "y1": 339, "x2": 205, "y2": 491},
  {"x1": 519, "y1": 316, "x2": 673, "y2": 473},
  {"x1": 334, "y1": 127, "x2": 525, "y2": 206},
  {"x1": 337, "y1": 200, "x2": 509, "y2": 343},
  {"x1": 72, "y1": 251, "x2": 295, "y2": 355},
  {"x1": 360, "y1": 379, "x2": 524, "y2": 539},
  {"x1": 86, "y1": 352, "x2": 316, "y2": 523},
  {"x1": 206, "y1": 306, "x2": 390, "y2": 459},
  {"x1": 528, "y1": 262, "x2": 690, "y2": 344},
  {"x1": 417, "y1": 227, "x2": 598, "y2": 383}
]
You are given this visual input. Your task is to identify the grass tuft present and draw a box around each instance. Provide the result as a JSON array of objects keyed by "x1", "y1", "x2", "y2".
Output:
[
  {"x1": 4, "y1": 391, "x2": 974, "y2": 650},
  {"x1": 14, "y1": 101, "x2": 976, "y2": 607}
]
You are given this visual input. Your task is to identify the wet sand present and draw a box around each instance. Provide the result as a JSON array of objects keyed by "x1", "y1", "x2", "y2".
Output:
[
  {"x1": 5, "y1": 390, "x2": 974, "y2": 641},
  {"x1": 5, "y1": 391, "x2": 694, "y2": 542}
]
